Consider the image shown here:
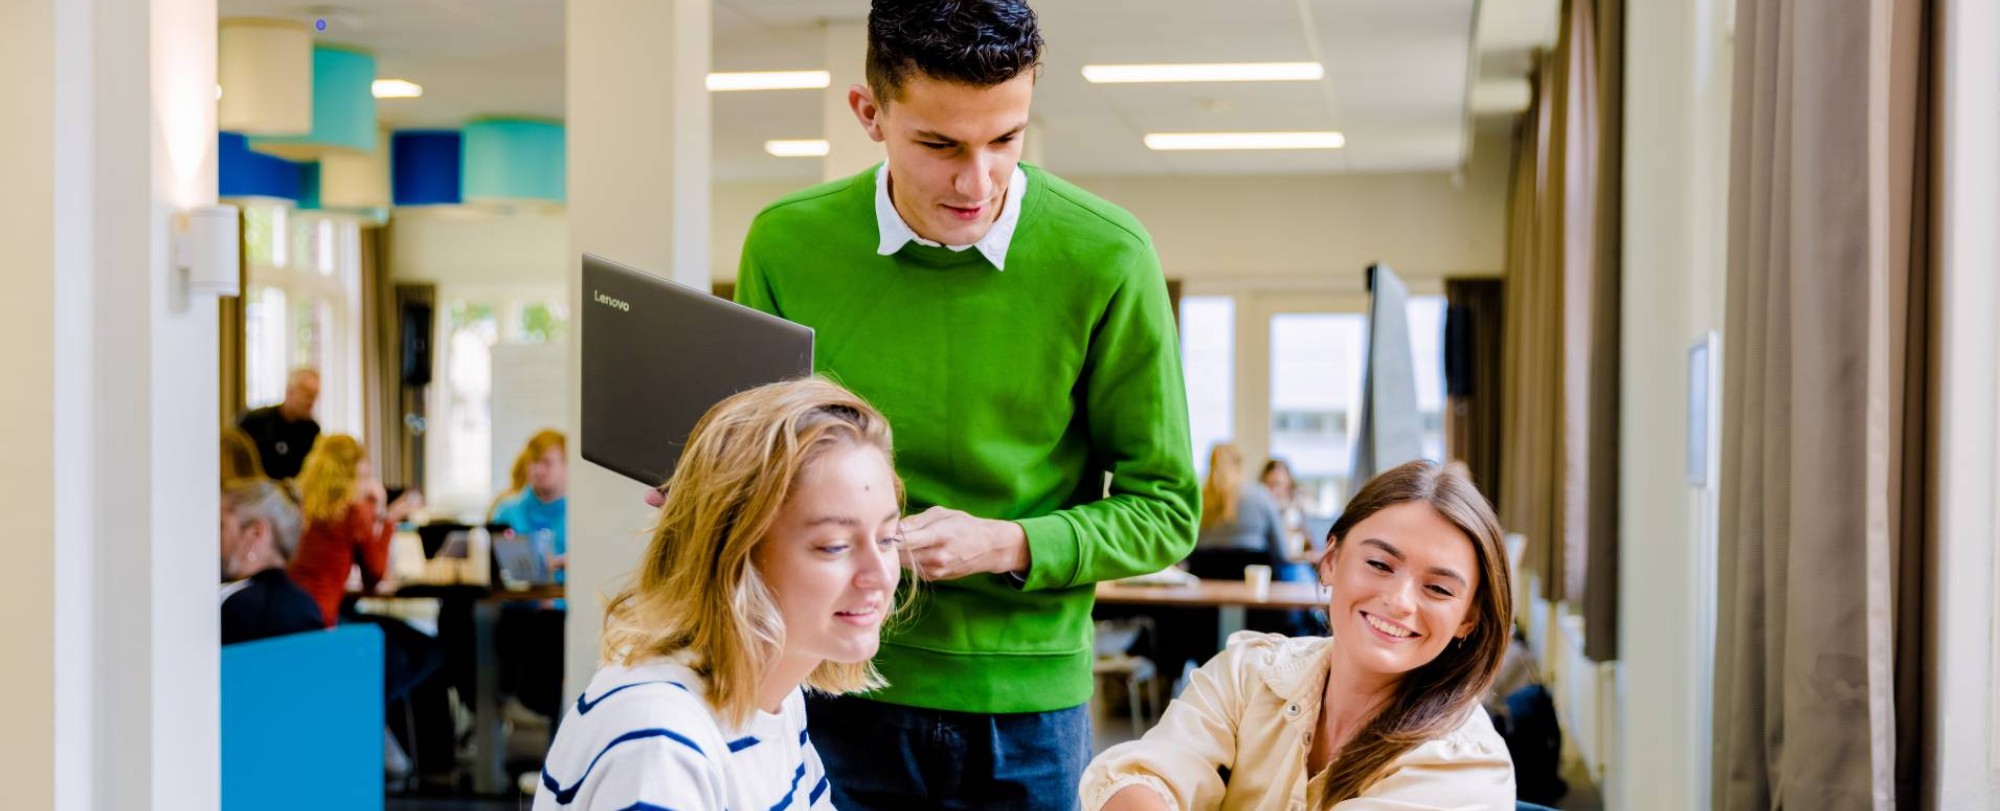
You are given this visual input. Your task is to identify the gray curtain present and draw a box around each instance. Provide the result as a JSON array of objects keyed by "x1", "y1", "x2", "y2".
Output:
[{"x1": 1712, "y1": 0, "x2": 1936, "y2": 807}]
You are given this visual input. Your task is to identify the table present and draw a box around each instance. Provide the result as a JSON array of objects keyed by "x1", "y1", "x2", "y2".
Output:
[
  {"x1": 1096, "y1": 579, "x2": 1324, "y2": 648},
  {"x1": 364, "y1": 582, "x2": 565, "y2": 794}
]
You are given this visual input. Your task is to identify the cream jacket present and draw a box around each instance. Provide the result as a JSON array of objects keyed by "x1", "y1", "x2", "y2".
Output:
[{"x1": 1081, "y1": 632, "x2": 1514, "y2": 811}]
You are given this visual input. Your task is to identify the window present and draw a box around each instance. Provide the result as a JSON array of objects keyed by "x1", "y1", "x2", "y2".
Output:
[
  {"x1": 1264, "y1": 296, "x2": 1450, "y2": 518},
  {"x1": 1180, "y1": 296, "x2": 1235, "y2": 480},
  {"x1": 427, "y1": 288, "x2": 569, "y2": 517},
  {"x1": 1269, "y1": 313, "x2": 1366, "y2": 517},
  {"x1": 237, "y1": 200, "x2": 363, "y2": 435}
]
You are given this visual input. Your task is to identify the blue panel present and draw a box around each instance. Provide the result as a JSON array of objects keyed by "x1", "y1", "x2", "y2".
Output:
[
  {"x1": 462, "y1": 118, "x2": 566, "y2": 203},
  {"x1": 219, "y1": 132, "x2": 307, "y2": 202},
  {"x1": 392, "y1": 130, "x2": 463, "y2": 206},
  {"x1": 222, "y1": 625, "x2": 383, "y2": 811}
]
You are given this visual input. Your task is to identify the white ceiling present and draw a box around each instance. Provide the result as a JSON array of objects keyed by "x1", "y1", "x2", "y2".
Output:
[{"x1": 217, "y1": 0, "x2": 1556, "y2": 180}]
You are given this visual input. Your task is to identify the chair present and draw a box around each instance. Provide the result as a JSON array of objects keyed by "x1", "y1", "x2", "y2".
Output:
[
  {"x1": 1092, "y1": 618, "x2": 1161, "y2": 734},
  {"x1": 1092, "y1": 654, "x2": 1160, "y2": 735},
  {"x1": 223, "y1": 625, "x2": 384, "y2": 811}
]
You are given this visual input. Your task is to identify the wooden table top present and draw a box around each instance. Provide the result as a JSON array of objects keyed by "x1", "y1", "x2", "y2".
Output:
[{"x1": 1095, "y1": 578, "x2": 1324, "y2": 610}]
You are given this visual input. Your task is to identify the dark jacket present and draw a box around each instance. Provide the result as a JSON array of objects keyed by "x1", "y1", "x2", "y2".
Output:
[{"x1": 222, "y1": 568, "x2": 326, "y2": 645}]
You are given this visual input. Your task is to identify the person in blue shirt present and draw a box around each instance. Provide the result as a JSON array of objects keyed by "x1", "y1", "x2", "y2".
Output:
[
  {"x1": 491, "y1": 428, "x2": 569, "y2": 576},
  {"x1": 492, "y1": 429, "x2": 569, "y2": 734}
]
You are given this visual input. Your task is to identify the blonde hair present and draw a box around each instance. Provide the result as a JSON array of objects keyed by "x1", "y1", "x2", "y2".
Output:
[
  {"x1": 600, "y1": 377, "x2": 904, "y2": 727},
  {"x1": 1314, "y1": 460, "x2": 1514, "y2": 805},
  {"x1": 489, "y1": 428, "x2": 566, "y2": 519},
  {"x1": 296, "y1": 434, "x2": 362, "y2": 524},
  {"x1": 1199, "y1": 443, "x2": 1245, "y2": 530}
]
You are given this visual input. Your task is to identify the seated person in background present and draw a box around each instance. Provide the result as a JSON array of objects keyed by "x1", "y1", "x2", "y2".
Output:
[
  {"x1": 237, "y1": 368, "x2": 322, "y2": 481},
  {"x1": 1261, "y1": 456, "x2": 1309, "y2": 555},
  {"x1": 1082, "y1": 460, "x2": 1516, "y2": 810},
  {"x1": 288, "y1": 434, "x2": 423, "y2": 625},
  {"x1": 220, "y1": 478, "x2": 323, "y2": 644},
  {"x1": 490, "y1": 429, "x2": 570, "y2": 729},
  {"x1": 490, "y1": 428, "x2": 568, "y2": 576},
  {"x1": 535, "y1": 378, "x2": 902, "y2": 811},
  {"x1": 288, "y1": 434, "x2": 453, "y2": 781},
  {"x1": 1187, "y1": 443, "x2": 1289, "y2": 575}
]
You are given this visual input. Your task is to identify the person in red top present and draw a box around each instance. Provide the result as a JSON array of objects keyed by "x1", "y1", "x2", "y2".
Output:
[
  {"x1": 289, "y1": 434, "x2": 423, "y2": 624},
  {"x1": 288, "y1": 433, "x2": 452, "y2": 784}
]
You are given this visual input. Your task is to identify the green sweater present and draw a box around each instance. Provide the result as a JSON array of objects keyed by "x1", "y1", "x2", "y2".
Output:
[{"x1": 736, "y1": 164, "x2": 1200, "y2": 713}]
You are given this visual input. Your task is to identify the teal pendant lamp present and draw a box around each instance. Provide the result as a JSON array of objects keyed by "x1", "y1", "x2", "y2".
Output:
[
  {"x1": 461, "y1": 117, "x2": 566, "y2": 206},
  {"x1": 249, "y1": 44, "x2": 377, "y2": 160}
]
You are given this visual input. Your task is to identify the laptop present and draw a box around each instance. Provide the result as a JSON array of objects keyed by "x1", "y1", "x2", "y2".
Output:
[{"x1": 581, "y1": 253, "x2": 815, "y2": 486}]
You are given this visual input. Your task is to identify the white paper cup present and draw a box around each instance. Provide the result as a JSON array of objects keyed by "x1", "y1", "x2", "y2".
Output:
[{"x1": 1244, "y1": 564, "x2": 1272, "y2": 600}]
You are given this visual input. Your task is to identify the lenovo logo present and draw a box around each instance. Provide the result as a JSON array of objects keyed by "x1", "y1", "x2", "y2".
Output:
[{"x1": 593, "y1": 290, "x2": 630, "y2": 312}]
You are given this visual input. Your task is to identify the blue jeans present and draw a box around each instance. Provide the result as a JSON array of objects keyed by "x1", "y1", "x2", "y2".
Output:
[{"x1": 805, "y1": 693, "x2": 1090, "y2": 810}]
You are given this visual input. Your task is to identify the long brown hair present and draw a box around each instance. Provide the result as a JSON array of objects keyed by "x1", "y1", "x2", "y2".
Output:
[
  {"x1": 1314, "y1": 460, "x2": 1512, "y2": 805},
  {"x1": 1199, "y1": 443, "x2": 1246, "y2": 530},
  {"x1": 599, "y1": 377, "x2": 906, "y2": 727}
]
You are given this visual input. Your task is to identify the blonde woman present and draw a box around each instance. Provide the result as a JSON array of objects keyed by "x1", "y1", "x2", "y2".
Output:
[
  {"x1": 1083, "y1": 460, "x2": 1515, "y2": 810},
  {"x1": 535, "y1": 378, "x2": 904, "y2": 811},
  {"x1": 1191, "y1": 443, "x2": 1288, "y2": 570},
  {"x1": 288, "y1": 434, "x2": 422, "y2": 625},
  {"x1": 287, "y1": 433, "x2": 451, "y2": 781}
]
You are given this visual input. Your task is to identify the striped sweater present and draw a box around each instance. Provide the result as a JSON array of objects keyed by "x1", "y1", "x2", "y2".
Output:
[{"x1": 534, "y1": 655, "x2": 833, "y2": 811}]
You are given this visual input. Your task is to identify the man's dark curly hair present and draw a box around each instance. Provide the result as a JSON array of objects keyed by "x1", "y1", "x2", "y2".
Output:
[{"x1": 866, "y1": 0, "x2": 1044, "y2": 103}]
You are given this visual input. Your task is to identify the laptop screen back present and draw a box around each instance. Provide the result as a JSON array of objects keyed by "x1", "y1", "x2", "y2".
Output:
[{"x1": 580, "y1": 253, "x2": 814, "y2": 486}]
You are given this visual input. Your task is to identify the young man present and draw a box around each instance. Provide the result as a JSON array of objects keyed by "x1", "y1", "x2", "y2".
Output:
[{"x1": 733, "y1": 1, "x2": 1199, "y2": 806}]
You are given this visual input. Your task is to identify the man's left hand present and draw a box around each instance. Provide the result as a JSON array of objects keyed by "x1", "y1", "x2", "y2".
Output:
[{"x1": 899, "y1": 506, "x2": 1031, "y2": 581}]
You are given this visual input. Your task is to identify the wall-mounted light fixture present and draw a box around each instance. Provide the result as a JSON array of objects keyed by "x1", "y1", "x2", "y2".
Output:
[{"x1": 176, "y1": 205, "x2": 242, "y2": 298}]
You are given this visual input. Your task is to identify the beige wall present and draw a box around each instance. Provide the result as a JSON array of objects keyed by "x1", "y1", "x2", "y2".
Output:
[
  {"x1": 0, "y1": 2, "x2": 58, "y2": 805},
  {"x1": 389, "y1": 209, "x2": 572, "y2": 286},
  {"x1": 1613, "y1": 0, "x2": 1734, "y2": 805}
]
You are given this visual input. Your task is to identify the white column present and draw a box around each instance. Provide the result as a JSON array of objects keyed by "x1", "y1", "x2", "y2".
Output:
[
  {"x1": 1933, "y1": 0, "x2": 2000, "y2": 806},
  {"x1": 1616, "y1": 0, "x2": 1732, "y2": 806},
  {"x1": 565, "y1": 0, "x2": 712, "y2": 705},
  {"x1": 2, "y1": 0, "x2": 221, "y2": 807},
  {"x1": 822, "y1": 19, "x2": 882, "y2": 182}
]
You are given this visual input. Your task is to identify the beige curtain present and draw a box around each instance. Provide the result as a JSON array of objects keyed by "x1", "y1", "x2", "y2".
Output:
[
  {"x1": 360, "y1": 225, "x2": 394, "y2": 478},
  {"x1": 217, "y1": 208, "x2": 250, "y2": 428},
  {"x1": 1497, "y1": 0, "x2": 1622, "y2": 661},
  {"x1": 1713, "y1": 0, "x2": 1936, "y2": 807}
]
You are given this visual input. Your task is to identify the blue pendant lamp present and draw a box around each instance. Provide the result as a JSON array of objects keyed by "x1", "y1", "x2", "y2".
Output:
[
  {"x1": 461, "y1": 117, "x2": 566, "y2": 205},
  {"x1": 248, "y1": 44, "x2": 377, "y2": 160}
]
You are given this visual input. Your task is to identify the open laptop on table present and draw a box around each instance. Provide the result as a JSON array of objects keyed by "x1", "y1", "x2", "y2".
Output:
[{"x1": 580, "y1": 253, "x2": 815, "y2": 487}]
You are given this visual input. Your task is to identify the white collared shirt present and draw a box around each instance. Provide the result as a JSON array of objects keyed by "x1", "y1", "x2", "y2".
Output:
[{"x1": 874, "y1": 162, "x2": 1028, "y2": 271}]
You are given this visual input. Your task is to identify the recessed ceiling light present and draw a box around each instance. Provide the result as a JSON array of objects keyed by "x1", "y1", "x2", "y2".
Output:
[
  {"x1": 1143, "y1": 131, "x2": 1346, "y2": 151},
  {"x1": 1082, "y1": 62, "x2": 1324, "y2": 84},
  {"x1": 765, "y1": 139, "x2": 831, "y2": 157},
  {"x1": 708, "y1": 71, "x2": 832, "y2": 92},
  {"x1": 372, "y1": 79, "x2": 423, "y2": 99}
]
